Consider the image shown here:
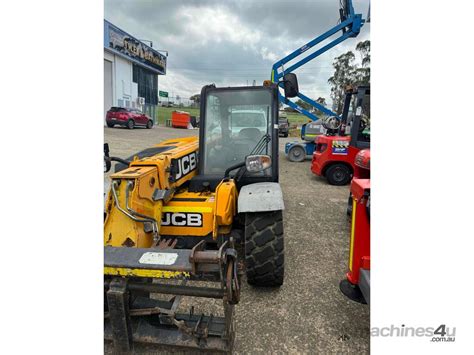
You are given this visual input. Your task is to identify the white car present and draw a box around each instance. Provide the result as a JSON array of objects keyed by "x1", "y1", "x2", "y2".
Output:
[{"x1": 229, "y1": 110, "x2": 267, "y2": 137}]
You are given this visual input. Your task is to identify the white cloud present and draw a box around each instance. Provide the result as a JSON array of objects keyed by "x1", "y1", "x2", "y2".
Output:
[
  {"x1": 105, "y1": 0, "x2": 370, "y2": 106},
  {"x1": 159, "y1": 70, "x2": 202, "y2": 100},
  {"x1": 260, "y1": 47, "x2": 278, "y2": 62},
  {"x1": 177, "y1": 6, "x2": 261, "y2": 48}
]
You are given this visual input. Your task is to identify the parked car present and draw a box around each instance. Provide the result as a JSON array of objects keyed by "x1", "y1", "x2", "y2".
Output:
[
  {"x1": 229, "y1": 110, "x2": 267, "y2": 137},
  {"x1": 209, "y1": 109, "x2": 267, "y2": 141},
  {"x1": 278, "y1": 111, "x2": 289, "y2": 137},
  {"x1": 106, "y1": 107, "x2": 153, "y2": 129}
]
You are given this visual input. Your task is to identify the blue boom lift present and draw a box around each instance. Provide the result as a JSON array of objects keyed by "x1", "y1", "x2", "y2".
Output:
[{"x1": 271, "y1": 0, "x2": 367, "y2": 162}]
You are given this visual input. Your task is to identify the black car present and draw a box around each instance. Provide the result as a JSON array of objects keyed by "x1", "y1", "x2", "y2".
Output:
[{"x1": 278, "y1": 113, "x2": 289, "y2": 137}]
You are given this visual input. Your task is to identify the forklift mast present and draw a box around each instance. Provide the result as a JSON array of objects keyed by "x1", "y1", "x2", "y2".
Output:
[
  {"x1": 347, "y1": 86, "x2": 370, "y2": 148},
  {"x1": 338, "y1": 85, "x2": 370, "y2": 137},
  {"x1": 271, "y1": 0, "x2": 366, "y2": 121}
]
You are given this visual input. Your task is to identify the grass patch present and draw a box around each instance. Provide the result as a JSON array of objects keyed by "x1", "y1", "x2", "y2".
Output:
[
  {"x1": 285, "y1": 112, "x2": 312, "y2": 125},
  {"x1": 288, "y1": 128, "x2": 301, "y2": 137}
]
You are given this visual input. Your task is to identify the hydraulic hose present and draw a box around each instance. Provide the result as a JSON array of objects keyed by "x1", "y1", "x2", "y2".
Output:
[
  {"x1": 110, "y1": 181, "x2": 159, "y2": 242},
  {"x1": 125, "y1": 181, "x2": 159, "y2": 225},
  {"x1": 109, "y1": 156, "x2": 131, "y2": 166}
]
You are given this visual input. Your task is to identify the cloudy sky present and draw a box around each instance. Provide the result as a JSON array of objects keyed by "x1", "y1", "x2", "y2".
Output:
[{"x1": 105, "y1": 0, "x2": 370, "y2": 105}]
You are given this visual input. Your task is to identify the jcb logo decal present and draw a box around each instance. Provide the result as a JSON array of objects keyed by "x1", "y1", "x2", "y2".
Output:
[
  {"x1": 174, "y1": 152, "x2": 197, "y2": 180},
  {"x1": 161, "y1": 212, "x2": 202, "y2": 227}
]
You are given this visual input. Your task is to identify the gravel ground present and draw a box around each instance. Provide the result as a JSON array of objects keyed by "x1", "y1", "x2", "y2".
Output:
[{"x1": 104, "y1": 125, "x2": 369, "y2": 354}]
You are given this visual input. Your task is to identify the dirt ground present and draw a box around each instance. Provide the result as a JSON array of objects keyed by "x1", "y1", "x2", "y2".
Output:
[{"x1": 104, "y1": 125, "x2": 369, "y2": 354}]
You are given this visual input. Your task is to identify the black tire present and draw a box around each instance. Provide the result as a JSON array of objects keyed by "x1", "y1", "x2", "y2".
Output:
[
  {"x1": 127, "y1": 119, "x2": 135, "y2": 129},
  {"x1": 347, "y1": 193, "x2": 353, "y2": 217},
  {"x1": 283, "y1": 132, "x2": 289, "y2": 138},
  {"x1": 288, "y1": 146, "x2": 305, "y2": 162},
  {"x1": 245, "y1": 211, "x2": 284, "y2": 287},
  {"x1": 146, "y1": 120, "x2": 153, "y2": 129},
  {"x1": 106, "y1": 122, "x2": 114, "y2": 128},
  {"x1": 326, "y1": 163, "x2": 352, "y2": 186}
]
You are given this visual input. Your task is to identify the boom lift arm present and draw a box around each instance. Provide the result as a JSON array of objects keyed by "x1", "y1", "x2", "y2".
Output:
[{"x1": 271, "y1": 0, "x2": 365, "y2": 121}]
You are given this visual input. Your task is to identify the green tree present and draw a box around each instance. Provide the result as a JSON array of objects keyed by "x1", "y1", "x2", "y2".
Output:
[
  {"x1": 313, "y1": 97, "x2": 327, "y2": 117},
  {"x1": 327, "y1": 40, "x2": 371, "y2": 113},
  {"x1": 294, "y1": 97, "x2": 327, "y2": 117},
  {"x1": 354, "y1": 40, "x2": 370, "y2": 85},
  {"x1": 295, "y1": 99, "x2": 313, "y2": 111},
  {"x1": 328, "y1": 51, "x2": 356, "y2": 113},
  {"x1": 316, "y1": 97, "x2": 326, "y2": 106},
  {"x1": 189, "y1": 94, "x2": 200, "y2": 104},
  {"x1": 356, "y1": 40, "x2": 370, "y2": 67}
]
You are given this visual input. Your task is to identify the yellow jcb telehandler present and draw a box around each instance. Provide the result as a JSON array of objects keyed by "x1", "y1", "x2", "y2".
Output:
[{"x1": 104, "y1": 77, "x2": 299, "y2": 352}]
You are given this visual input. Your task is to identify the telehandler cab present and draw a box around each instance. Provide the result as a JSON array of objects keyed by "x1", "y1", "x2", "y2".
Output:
[{"x1": 104, "y1": 80, "x2": 297, "y2": 352}]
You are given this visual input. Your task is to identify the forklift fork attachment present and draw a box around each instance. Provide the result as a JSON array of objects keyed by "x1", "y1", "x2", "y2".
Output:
[{"x1": 104, "y1": 245, "x2": 238, "y2": 353}]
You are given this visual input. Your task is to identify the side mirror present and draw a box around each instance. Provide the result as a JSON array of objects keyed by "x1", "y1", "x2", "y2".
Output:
[
  {"x1": 283, "y1": 73, "x2": 299, "y2": 98},
  {"x1": 104, "y1": 143, "x2": 111, "y2": 173}
]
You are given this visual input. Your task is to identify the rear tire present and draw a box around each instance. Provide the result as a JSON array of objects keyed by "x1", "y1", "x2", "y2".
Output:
[
  {"x1": 347, "y1": 193, "x2": 353, "y2": 216},
  {"x1": 283, "y1": 132, "x2": 288, "y2": 138},
  {"x1": 245, "y1": 211, "x2": 284, "y2": 287},
  {"x1": 326, "y1": 163, "x2": 352, "y2": 186},
  {"x1": 106, "y1": 123, "x2": 114, "y2": 128},
  {"x1": 288, "y1": 146, "x2": 305, "y2": 162},
  {"x1": 146, "y1": 120, "x2": 153, "y2": 129}
]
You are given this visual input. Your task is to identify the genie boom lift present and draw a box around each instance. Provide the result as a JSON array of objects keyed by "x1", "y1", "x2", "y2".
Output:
[{"x1": 271, "y1": 0, "x2": 366, "y2": 162}]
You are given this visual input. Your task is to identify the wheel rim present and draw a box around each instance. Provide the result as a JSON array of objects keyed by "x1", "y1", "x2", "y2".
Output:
[
  {"x1": 333, "y1": 168, "x2": 346, "y2": 182},
  {"x1": 128, "y1": 121, "x2": 133, "y2": 128},
  {"x1": 290, "y1": 148, "x2": 303, "y2": 158},
  {"x1": 147, "y1": 121, "x2": 152, "y2": 128},
  {"x1": 290, "y1": 147, "x2": 304, "y2": 161}
]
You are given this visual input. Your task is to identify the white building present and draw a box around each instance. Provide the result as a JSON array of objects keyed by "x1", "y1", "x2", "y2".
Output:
[{"x1": 103, "y1": 20, "x2": 167, "y2": 122}]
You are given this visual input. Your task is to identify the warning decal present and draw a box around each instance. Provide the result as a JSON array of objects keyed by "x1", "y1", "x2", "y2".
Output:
[{"x1": 332, "y1": 140, "x2": 349, "y2": 155}]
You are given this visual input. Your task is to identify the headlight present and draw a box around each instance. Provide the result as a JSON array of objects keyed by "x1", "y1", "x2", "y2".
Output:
[{"x1": 246, "y1": 155, "x2": 272, "y2": 173}]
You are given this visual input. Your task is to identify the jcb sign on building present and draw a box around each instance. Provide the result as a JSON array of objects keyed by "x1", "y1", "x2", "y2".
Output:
[{"x1": 104, "y1": 20, "x2": 167, "y2": 75}]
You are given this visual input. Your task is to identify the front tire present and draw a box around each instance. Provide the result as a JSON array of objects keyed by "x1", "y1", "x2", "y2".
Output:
[
  {"x1": 326, "y1": 163, "x2": 352, "y2": 185},
  {"x1": 146, "y1": 120, "x2": 153, "y2": 129},
  {"x1": 245, "y1": 211, "x2": 284, "y2": 287},
  {"x1": 106, "y1": 122, "x2": 114, "y2": 128},
  {"x1": 127, "y1": 119, "x2": 135, "y2": 129},
  {"x1": 288, "y1": 146, "x2": 305, "y2": 162}
]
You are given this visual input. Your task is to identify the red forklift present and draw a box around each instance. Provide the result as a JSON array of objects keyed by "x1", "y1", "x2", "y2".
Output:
[
  {"x1": 311, "y1": 86, "x2": 370, "y2": 185},
  {"x1": 340, "y1": 148, "x2": 370, "y2": 304}
]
